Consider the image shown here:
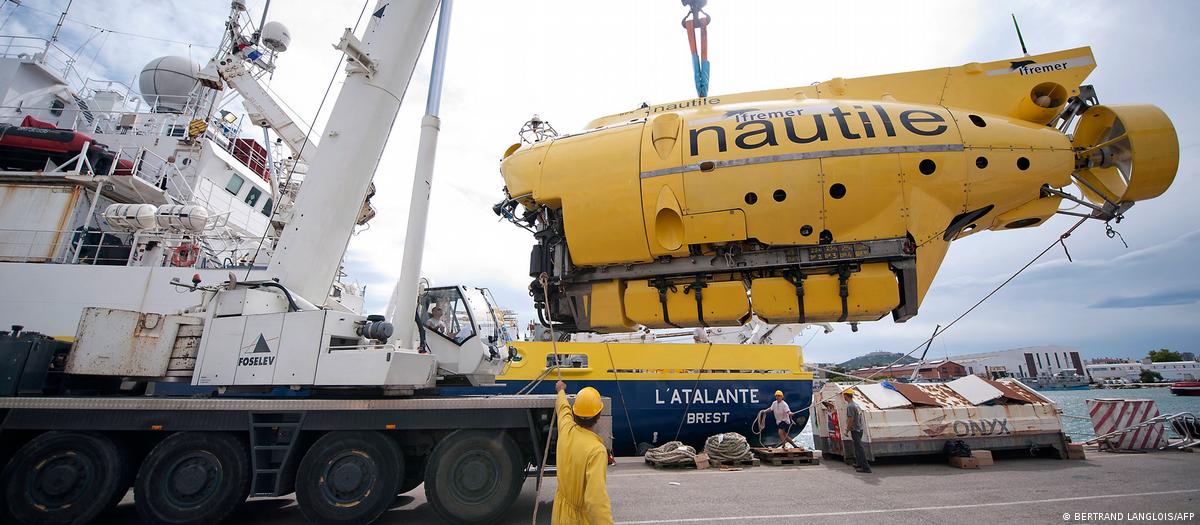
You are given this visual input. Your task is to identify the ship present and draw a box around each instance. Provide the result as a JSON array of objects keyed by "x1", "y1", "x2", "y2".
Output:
[
  {"x1": 1021, "y1": 368, "x2": 1091, "y2": 391},
  {"x1": 442, "y1": 339, "x2": 813, "y2": 456},
  {"x1": 0, "y1": 2, "x2": 367, "y2": 339}
]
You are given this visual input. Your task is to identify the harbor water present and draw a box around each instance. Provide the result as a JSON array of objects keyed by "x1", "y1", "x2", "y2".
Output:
[{"x1": 792, "y1": 386, "x2": 1199, "y2": 448}]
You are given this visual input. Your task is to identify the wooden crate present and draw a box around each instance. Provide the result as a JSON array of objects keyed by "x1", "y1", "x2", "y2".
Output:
[
  {"x1": 751, "y1": 447, "x2": 820, "y2": 466},
  {"x1": 971, "y1": 450, "x2": 993, "y2": 466},
  {"x1": 694, "y1": 452, "x2": 710, "y2": 469},
  {"x1": 949, "y1": 455, "x2": 980, "y2": 469},
  {"x1": 1066, "y1": 443, "x2": 1086, "y2": 460}
]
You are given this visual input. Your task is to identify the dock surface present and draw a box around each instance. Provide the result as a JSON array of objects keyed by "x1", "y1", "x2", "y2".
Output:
[{"x1": 109, "y1": 450, "x2": 1199, "y2": 524}]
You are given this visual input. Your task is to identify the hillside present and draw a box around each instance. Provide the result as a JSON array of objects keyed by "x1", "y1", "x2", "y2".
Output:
[{"x1": 838, "y1": 351, "x2": 918, "y2": 370}]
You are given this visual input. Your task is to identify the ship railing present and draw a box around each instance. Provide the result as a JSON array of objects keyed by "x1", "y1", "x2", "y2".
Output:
[
  {"x1": 107, "y1": 144, "x2": 197, "y2": 205},
  {"x1": 0, "y1": 36, "x2": 84, "y2": 88},
  {"x1": 0, "y1": 228, "x2": 131, "y2": 265},
  {"x1": 0, "y1": 227, "x2": 255, "y2": 267}
]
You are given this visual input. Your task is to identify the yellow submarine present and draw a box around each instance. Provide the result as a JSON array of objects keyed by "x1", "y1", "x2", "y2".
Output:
[{"x1": 495, "y1": 47, "x2": 1178, "y2": 333}]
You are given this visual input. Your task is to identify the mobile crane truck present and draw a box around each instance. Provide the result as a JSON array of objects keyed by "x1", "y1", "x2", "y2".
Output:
[{"x1": 0, "y1": 2, "x2": 601, "y2": 524}]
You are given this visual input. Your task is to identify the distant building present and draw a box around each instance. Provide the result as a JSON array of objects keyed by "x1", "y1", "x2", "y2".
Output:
[
  {"x1": 1181, "y1": 352, "x2": 1196, "y2": 362},
  {"x1": 950, "y1": 346, "x2": 1086, "y2": 380},
  {"x1": 1087, "y1": 361, "x2": 1200, "y2": 383},
  {"x1": 1087, "y1": 357, "x2": 1127, "y2": 365},
  {"x1": 851, "y1": 359, "x2": 966, "y2": 381}
]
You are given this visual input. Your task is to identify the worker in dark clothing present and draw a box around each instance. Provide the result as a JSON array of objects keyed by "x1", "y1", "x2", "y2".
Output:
[{"x1": 843, "y1": 387, "x2": 872, "y2": 473}]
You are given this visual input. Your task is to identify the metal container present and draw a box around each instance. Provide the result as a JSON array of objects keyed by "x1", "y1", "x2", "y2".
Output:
[{"x1": 813, "y1": 375, "x2": 1070, "y2": 461}]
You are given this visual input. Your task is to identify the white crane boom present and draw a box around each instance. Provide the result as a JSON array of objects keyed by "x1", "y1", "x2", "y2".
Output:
[{"x1": 269, "y1": 0, "x2": 439, "y2": 304}]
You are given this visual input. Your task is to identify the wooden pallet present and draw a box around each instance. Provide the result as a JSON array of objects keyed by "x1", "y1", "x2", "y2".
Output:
[
  {"x1": 711, "y1": 457, "x2": 759, "y2": 468},
  {"x1": 644, "y1": 457, "x2": 696, "y2": 469},
  {"x1": 751, "y1": 447, "x2": 820, "y2": 466}
]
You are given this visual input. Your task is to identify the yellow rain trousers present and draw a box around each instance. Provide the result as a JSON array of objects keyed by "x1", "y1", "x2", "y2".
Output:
[{"x1": 551, "y1": 390, "x2": 613, "y2": 524}]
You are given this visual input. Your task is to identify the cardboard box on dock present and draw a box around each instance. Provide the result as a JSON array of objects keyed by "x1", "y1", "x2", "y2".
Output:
[
  {"x1": 1067, "y1": 443, "x2": 1086, "y2": 460},
  {"x1": 949, "y1": 456, "x2": 980, "y2": 469},
  {"x1": 694, "y1": 452, "x2": 710, "y2": 469},
  {"x1": 971, "y1": 450, "x2": 993, "y2": 466}
]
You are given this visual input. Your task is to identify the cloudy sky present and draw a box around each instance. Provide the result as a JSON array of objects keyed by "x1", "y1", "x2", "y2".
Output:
[{"x1": 7, "y1": 0, "x2": 1197, "y2": 364}]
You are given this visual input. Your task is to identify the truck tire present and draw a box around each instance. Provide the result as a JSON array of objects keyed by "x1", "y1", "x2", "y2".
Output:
[
  {"x1": 134, "y1": 432, "x2": 249, "y2": 525},
  {"x1": 1, "y1": 431, "x2": 128, "y2": 525},
  {"x1": 295, "y1": 431, "x2": 403, "y2": 524},
  {"x1": 424, "y1": 430, "x2": 523, "y2": 524}
]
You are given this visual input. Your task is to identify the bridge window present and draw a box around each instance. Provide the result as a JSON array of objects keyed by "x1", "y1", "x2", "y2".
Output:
[
  {"x1": 261, "y1": 197, "x2": 273, "y2": 216},
  {"x1": 245, "y1": 187, "x2": 261, "y2": 207},
  {"x1": 225, "y1": 174, "x2": 244, "y2": 196}
]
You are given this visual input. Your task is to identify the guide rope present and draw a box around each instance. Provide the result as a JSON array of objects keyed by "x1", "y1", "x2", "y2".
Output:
[
  {"x1": 531, "y1": 273, "x2": 564, "y2": 525},
  {"x1": 872, "y1": 217, "x2": 1089, "y2": 378},
  {"x1": 681, "y1": 0, "x2": 711, "y2": 97}
]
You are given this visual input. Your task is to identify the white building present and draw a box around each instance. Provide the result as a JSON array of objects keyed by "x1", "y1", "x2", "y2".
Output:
[
  {"x1": 950, "y1": 346, "x2": 1086, "y2": 380},
  {"x1": 1086, "y1": 361, "x2": 1200, "y2": 383}
]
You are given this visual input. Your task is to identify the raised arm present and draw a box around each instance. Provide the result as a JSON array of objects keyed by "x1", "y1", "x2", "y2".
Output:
[{"x1": 555, "y1": 380, "x2": 576, "y2": 433}]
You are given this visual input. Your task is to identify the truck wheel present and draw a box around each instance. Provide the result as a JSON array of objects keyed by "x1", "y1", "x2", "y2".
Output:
[
  {"x1": 398, "y1": 454, "x2": 427, "y2": 495},
  {"x1": 1, "y1": 431, "x2": 127, "y2": 525},
  {"x1": 134, "y1": 432, "x2": 249, "y2": 525},
  {"x1": 295, "y1": 431, "x2": 402, "y2": 524},
  {"x1": 424, "y1": 430, "x2": 523, "y2": 524}
]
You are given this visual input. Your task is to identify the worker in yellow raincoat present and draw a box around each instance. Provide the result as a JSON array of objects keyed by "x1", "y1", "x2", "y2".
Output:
[{"x1": 553, "y1": 380, "x2": 613, "y2": 524}]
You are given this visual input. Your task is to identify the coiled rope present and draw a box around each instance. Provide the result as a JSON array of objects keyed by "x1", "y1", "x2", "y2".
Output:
[
  {"x1": 703, "y1": 432, "x2": 752, "y2": 462},
  {"x1": 645, "y1": 441, "x2": 697, "y2": 466},
  {"x1": 532, "y1": 273, "x2": 564, "y2": 525},
  {"x1": 750, "y1": 405, "x2": 811, "y2": 448}
]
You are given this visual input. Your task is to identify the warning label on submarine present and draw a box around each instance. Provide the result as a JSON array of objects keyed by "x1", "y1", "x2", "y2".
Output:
[{"x1": 808, "y1": 243, "x2": 871, "y2": 262}]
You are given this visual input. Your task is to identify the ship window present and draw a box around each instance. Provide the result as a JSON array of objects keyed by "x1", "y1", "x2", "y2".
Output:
[
  {"x1": 225, "y1": 174, "x2": 245, "y2": 195},
  {"x1": 49, "y1": 98, "x2": 65, "y2": 116},
  {"x1": 245, "y1": 187, "x2": 262, "y2": 206},
  {"x1": 548, "y1": 354, "x2": 589, "y2": 369},
  {"x1": 262, "y1": 197, "x2": 273, "y2": 216}
]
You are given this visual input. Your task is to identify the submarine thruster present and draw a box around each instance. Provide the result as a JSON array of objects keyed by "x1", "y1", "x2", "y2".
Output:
[{"x1": 494, "y1": 47, "x2": 1178, "y2": 334}]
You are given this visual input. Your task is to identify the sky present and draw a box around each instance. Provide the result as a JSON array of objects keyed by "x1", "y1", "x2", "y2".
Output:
[{"x1": 6, "y1": 0, "x2": 1198, "y2": 364}]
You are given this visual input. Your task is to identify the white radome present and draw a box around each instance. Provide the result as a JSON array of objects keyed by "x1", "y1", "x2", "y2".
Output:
[
  {"x1": 138, "y1": 56, "x2": 200, "y2": 113},
  {"x1": 261, "y1": 21, "x2": 291, "y2": 53}
]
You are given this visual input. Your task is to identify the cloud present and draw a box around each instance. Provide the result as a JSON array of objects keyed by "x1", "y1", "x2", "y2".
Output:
[{"x1": 1091, "y1": 289, "x2": 1200, "y2": 309}]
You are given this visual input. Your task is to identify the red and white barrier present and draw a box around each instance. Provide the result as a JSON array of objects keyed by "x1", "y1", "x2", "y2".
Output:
[{"x1": 1086, "y1": 399, "x2": 1166, "y2": 450}]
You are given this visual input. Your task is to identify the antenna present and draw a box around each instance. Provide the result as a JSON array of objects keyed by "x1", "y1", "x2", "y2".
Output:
[
  {"x1": 1011, "y1": 13, "x2": 1028, "y2": 56},
  {"x1": 50, "y1": 0, "x2": 73, "y2": 43}
]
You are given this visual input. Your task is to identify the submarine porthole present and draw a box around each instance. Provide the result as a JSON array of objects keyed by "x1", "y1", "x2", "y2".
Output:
[
  {"x1": 976, "y1": 156, "x2": 988, "y2": 169},
  {"x1": 773, "y1": 189, "x2": 787, "y2": 202},
  {"x1": 800, "y1": 225, "x2": 813, "y2": 236},
  {"x1": 744, "y1": 192, "x2": 758, "y2": 205},
  {"x1": 1017, "y1": 157, "x2": 1030, "y2": 170},
  {"x1": 829, "y1": 183, "x2": 846, "y2": 199},
  {"x1": 819, "y1": 229, "x2": 833, "y2": 244},
  {"x1": 700, "y1": 161, "x2": 715, "y2": 172},
  {"x1": 969, "y1": 114, "x2": 986, "y2": 127},
  {"x1": 919, "y1": 159, "x2": 936, "y2": 175}
]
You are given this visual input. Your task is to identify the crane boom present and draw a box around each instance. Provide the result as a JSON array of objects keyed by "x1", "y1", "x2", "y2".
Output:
[{"x1": 270, "y1": 1, "x2": 439, "y2": 304}]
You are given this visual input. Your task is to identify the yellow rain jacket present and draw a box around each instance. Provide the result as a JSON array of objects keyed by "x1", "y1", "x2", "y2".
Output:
[{"x1": 551, "y1": 390, "x2": 613, "y2": 524}]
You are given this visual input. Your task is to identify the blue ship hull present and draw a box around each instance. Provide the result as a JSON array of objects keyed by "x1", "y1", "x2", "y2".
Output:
[{"x1": 441, "y1": 378, "x2": 812, "y2": 456}]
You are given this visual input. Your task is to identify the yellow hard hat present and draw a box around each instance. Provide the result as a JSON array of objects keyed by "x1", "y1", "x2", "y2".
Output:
[
  {"x1": 573, "y1": 387, "x2": 603, "y2": 418},
  {"x1": 841, "y1": 387, "x2": 856, "y2": 396},
  {"x1": 774, "y1": 390, "x2": 784, "y2": 398}
]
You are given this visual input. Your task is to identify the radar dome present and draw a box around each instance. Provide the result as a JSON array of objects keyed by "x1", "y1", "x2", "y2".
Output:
[
  {"x1": 261, "y1": 21, "x2": 291, "y2": 53},
  {"x1": 138, "y1": 56, "x2": 200, "y2": 113}
]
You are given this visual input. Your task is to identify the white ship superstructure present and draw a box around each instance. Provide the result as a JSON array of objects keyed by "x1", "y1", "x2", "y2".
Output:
[{"x1": 0, "y1": 2, "x2": 366, "y2": 336}]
